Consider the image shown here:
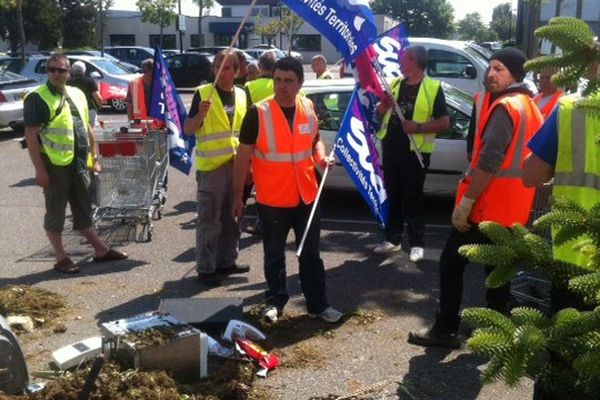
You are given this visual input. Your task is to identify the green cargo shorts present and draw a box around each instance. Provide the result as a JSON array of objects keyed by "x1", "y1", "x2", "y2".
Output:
[{"x1": 42, "y1": 155, "x2": 93, "y2": 233}]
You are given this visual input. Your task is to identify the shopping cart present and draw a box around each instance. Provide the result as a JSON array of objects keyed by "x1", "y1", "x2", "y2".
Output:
[
  {"x1": 510, "y1": 181, "x2": 554, "y2": 312},
  {"x1": 92, "y1": 123, "x2": 168, "y2": 242}
]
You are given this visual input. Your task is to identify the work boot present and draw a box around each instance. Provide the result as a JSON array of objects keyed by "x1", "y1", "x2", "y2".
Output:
[{"x1": 407, "y1": 328, "x2": 462, "y2": 349}]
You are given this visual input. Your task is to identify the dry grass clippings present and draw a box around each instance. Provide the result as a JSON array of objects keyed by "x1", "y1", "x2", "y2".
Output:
[
  {"x1": 283, "y1": 342, "x2": 326, "y2": 369},
  {"x1": 0, "y1": 285, "x2": 67, "y2": 333}
]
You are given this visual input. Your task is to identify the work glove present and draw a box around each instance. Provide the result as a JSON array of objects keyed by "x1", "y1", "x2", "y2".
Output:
[{"x1": 452, "y1": 197, "x2": 475, "y2": 233}]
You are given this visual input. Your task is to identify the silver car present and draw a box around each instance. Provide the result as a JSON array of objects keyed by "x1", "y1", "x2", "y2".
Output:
[
  {"x1": 302, "y1": 78, "x2": 472, "y2": 196},
  {"x1": 19, "y1": 55, "x2": 139, "y2": 112},
  {"x1": 0, "y1": 70, "x2": 38, "y2": 132}
]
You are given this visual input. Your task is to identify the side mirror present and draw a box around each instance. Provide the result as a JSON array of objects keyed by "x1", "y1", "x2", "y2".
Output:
[
  {"x1": 464, "y1": 65, "x2": 477, "y2": 79},
  {"x1": 90, "y1": 71, "x2": 102, "y2": 79}
]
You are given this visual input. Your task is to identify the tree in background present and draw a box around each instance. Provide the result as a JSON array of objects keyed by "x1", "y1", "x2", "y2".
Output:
[
  {"x1": 279, "y1": 6, "x2": 303, "y2": 54},
  {"x1": 59, "y1": 0, "x2": 97, "y2": 48},
  {"x1": 370, "y1": 0, "x2": 454, "y2": 38},
  {"x1": 0, "y1": 0, "x2": 62, "y2": 52},
  {"x1": 136, "y1": 0, "x2": 177, "y2": 49},
  {"x1": 254, "y1": 16, "x2": 279, "y2": 47},
  {"x1": 457, "y1": 12, "x2": 498, "y2": 42},
  {"x1": 490, "y1": 2, "x2": 515, "y2": 42},
  {"x1": 191, "y1": 0, "x2": 214, "y2": 47}
]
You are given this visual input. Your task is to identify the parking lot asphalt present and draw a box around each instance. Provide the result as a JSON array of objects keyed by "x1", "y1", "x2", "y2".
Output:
[{"x1": 0, "y1": 103, "x2": 533, "y2": 398}]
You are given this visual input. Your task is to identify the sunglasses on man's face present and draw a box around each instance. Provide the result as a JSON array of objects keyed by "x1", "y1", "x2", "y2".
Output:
[{"x1": 47, "y1": 66, "x2": 69, "y2": 74}]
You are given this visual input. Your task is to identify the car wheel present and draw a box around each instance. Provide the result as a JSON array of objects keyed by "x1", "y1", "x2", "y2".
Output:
[{"x1": 110, "y1": 97, "x2": 127, "y2": 112}]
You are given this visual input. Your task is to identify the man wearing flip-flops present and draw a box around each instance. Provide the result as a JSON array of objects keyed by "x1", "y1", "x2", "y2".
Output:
[{"x1": 24, "y1": 53, "x2": 128, "y2": 274}]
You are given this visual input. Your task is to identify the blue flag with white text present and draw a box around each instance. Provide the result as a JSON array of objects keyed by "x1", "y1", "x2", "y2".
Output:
[
  {"x1": 335, "y1": 88, "x2": 388, "y2": 228},
  {"x1": 149, "y1": 48, "x2": 194, "y2": 175},
  {"x1": 280, "y1": 0, "x2": 377, "y2": 61}
]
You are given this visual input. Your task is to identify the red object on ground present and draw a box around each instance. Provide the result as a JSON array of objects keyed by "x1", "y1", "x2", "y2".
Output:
[{"x1": 234, "y1": 338, "x2": 280, "y2": 376}]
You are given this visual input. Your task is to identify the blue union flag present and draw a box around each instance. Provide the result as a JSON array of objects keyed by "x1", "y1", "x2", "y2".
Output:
[
  {"x1": 149, "y1": 47, "x2": 194, "y2": 175},
  {"x1": 335, "y1": 88, "x2": 389, "y2": 229},
  {"x1": 280, "y1": 0, "x2": 377, "y2": 61}
]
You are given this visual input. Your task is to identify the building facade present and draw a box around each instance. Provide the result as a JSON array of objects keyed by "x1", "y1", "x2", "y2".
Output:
[
  {"x1": 102, "y1": 1, "x2": 397, "y2": 63},
  {"x1": 517, "y1": 0, "x2": 599, "y2": 56}
]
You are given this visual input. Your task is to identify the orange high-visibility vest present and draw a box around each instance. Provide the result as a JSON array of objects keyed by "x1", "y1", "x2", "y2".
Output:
[
  {"x1": 252, "y1": 97, "x2": 319, "y2": 207},
  {"x1": 129, "y1": 77, "x2": 148, "y2": 120},
  {"x1": 473, "y1": 91, "x2": 492, "y2": 134},
  {"x1": 534, "y1": 91, "x2": 564, "y2": 120},
  {"x1": 128, "y1": 77, "x2": 164, "y2": 129},
  {"x1": 456, "y1": 93, "x2": 544, "y2": 226}
]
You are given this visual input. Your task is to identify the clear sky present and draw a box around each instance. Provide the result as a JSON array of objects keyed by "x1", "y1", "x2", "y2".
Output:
[{"x1": 111, "y1": 0, "x2": 516, "y2": 24}]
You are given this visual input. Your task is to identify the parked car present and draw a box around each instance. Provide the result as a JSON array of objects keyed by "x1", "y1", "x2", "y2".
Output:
[
  {"x1": 302, "y1": 78, "x2": 472, "y2": 196},
  {"x1": 0, "y1": 56, "x2": 26, "y2": 75},
  {"x1": 243, "y1": 47, "x2": 286, "y2": 61},
  {"x1": 19, "y1": 55, "x2": 139, "y2": 112},
  {"x1": 63, "y1": 50, "x2": 140, "y2": 73},
  {"x1": 165, "y1": 52, "x2": 213, "y2": 87},
  {"x1": 0, "y1": 70, "x2": 38, "y2": 132},
  {"x1": 186, "y1": 47, "x2": 256, "y2": 63},
  {"x1": 104, "y1": 46, "x2": 155, "y2": 67},
  {"x1": 161, "y1": 49, "x2": 181, "y2": 57},
  {"x1": 252, "y1": 44, "x2": 302, "y2": 60}
]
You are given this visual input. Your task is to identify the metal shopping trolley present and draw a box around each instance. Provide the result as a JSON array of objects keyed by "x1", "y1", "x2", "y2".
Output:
[
  {"x1": 92, "y1": 123, "x2": 168, "y2": 241},
  {"x1": 510, "y1": 181, "x2": 554, "y2": 312}
]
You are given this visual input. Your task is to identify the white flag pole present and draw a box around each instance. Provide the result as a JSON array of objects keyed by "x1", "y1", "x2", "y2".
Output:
[
  {"x1": 371, "y1": 60, "x2": 425, "y2": 169},
  {"x1": 296, "y1": 148, "x2": 336, "y2": 257},
  {"x1": 205, "y1": 0, "x2": 259, "y2": 102}
]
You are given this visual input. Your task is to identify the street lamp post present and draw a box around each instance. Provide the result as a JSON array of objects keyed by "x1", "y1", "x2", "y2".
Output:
[{"x1": 178, "y1": 0, "x2": 184, "y2": 52}]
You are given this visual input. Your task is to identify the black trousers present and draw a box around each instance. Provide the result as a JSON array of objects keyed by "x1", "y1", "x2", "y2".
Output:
[
  {"x1": 257, "y1": 202, "x2": 328, "y2": 315},
  {"x1": 433, "y1": 226, "x2": 511, "y2": 334},
  {"x1": 382, "y1": 151, "x2": 430, "y2": 247}
]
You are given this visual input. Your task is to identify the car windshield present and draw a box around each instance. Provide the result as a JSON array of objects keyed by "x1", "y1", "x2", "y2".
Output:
[
  {"x1": 0, "y1": 69, "x2": 29, "y2": 82},
  {"x1": 91, "y1": 59, "x2": 131, "y2": 75},
  {"x1": 466, "y1": 43, "x2": 492, "y2": 63}
]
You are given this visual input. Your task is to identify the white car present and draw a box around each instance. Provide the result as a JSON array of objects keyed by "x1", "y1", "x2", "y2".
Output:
[
  {"x1": 302, "y1": 79, "x2": 472, "y2": 196},
  {"x1": 409, "y1": 38, "x2": 537, "y2": 96},
  {"x1": 0, "y1": 70, "x2": 38, "y2": 132}
]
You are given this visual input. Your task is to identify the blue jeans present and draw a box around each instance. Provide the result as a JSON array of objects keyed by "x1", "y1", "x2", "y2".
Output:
[{"x1": 257, "y1": 201, "x2": 328, "y2": 315}]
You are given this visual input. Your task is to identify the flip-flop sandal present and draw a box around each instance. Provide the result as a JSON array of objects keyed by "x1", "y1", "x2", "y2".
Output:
[
  {"x1": 93, "y1": 248, "x2": 128, "y2": 262},
  {"x1": 54, "y1": 258, "x2": 80, "y2": 274}
]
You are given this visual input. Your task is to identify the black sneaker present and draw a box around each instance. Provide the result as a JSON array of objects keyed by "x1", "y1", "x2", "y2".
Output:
[
  {"x1": 197, "y1": 272, "x2": 223, "y2": 287},
  {"x1": 407, "y1": 328, "x2": 462, "y2": 349},
  {"x1": 217, "y1": 264, "x2": 250, "y2": 275}
]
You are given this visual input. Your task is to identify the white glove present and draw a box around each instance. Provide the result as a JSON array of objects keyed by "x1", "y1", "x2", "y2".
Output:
[{"x1": 452, "y1": 197, "x2": 475, "y2": 233}]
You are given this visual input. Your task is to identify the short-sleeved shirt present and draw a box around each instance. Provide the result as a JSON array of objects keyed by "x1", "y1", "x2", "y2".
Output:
[
  {"x1": 24, "y1": 82, "x2": 89, "y2": 173},
  {"x1": 383, "y1": 80, "x2": 448, "y2": 153},
  {"x1": 527, "y1": 107, "x2": 559, "y2": 167},
  {"x1": 67, "y1": 75, "x2": 99, "y2": 111}
]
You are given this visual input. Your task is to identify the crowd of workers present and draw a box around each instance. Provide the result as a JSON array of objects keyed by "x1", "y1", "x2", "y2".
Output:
[{"x1": 22, "y1": 38, "x2": 594, "y2": 340}]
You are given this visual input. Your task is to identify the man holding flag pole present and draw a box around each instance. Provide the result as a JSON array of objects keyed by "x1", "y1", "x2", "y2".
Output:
[
  {"x1": 184, "y1": 50, "x2": 251, "y2": 287},
  {"x1": 373, "y1": 46, "x2": 449, "y2": 261}
]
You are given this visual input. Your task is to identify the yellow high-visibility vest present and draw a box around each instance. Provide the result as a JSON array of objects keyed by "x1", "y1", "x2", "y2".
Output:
[
  {"x1": 376, "y1": 76, "x2": 441, "y2": 153},
  {"x1": 33, "y1": 84, "x2": 89, "y2": 166},
  {"x1": 195, "y1": 84, "x2": 247, "y2": 171},
  {"x1": 553, "y1": 94, "x2": 600, "y2": 268},
  {"x1": 245, "y1": 77, "x2": 274, "y2": 103}
]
